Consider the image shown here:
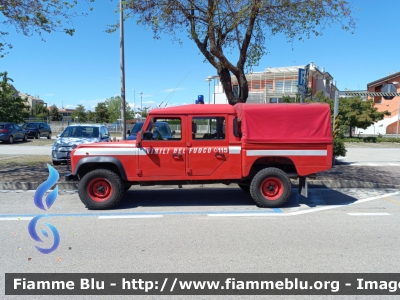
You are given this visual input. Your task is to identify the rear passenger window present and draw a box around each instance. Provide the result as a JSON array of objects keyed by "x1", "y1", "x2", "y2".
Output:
[{"x1": 192, "y1": 117, "x2": 225, "y2": 140}]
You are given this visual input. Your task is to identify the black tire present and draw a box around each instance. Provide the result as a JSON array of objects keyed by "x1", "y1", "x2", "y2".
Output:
[
  {"x1": 47, "y1": 132, "x2": 51, "y2": 139},
  {"x1": 238, "y1": 183, "x2": 250, "y2": 193},
  {"x1": 52, "y1": 160, "x2": 61, "y2": 165},
  {"x1": 23, "y1": 134, "x2": 27, "y2": 142},
  {"x1": 250, "y1": 167, "x2": 291, "y2": 208},
  {"x1": 35, "y1": 132, "x2": 40, "y2": 139},
  {"x1": 78, "y1": 169, "x2": 124, "y2": 210},
  {"x1": 8, "y1": 135, "x2": 14, "y2": 144}
]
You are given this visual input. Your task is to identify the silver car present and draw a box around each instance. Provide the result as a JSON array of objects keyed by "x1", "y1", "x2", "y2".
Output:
[{"x1": 52, "y1": 125, "x2": 111, "y2": 165}]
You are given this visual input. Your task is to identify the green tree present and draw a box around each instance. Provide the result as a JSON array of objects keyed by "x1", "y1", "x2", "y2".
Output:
[
  {"x1": 104, "y1": 96, "x2": 120, "y2": 123},
  {"x1": 71, "y1": 104, "x2": 87, "y2": 122},
  {"x1": 0, "y1": 72, "x2": 29, "y2": 123},
  {"x1": 138, "y1": 106, "x2": 151, "y2": 118},
  {"x1": 94, "y1": 102, "x2": 109, "y2": 123},
  {"x1": 31, "y1": 102, "x2": 48, "y2": 120},
  {"x1": 87, "y1": 110, "x2": 96, "y2": 122},
  {"x1": 104, "y1": 96, "x2": 135, "y2": 122},
  {"x1": 49, "y1": 105, "x2": 63, "y2": 121},
  {"x1": 119, "y1": 0, "x2": 354, "y2": 104},
  {"x1": 0, "y1": 1, "x2": 95, "y2": 58},
  {"x1": 339, "y1": 97, "x2": 390, "y2": 138}
]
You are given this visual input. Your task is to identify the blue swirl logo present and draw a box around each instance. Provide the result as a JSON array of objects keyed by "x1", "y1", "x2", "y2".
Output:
[{"x1": 28, "y1": 164, "x2": 60, "y2": 254}]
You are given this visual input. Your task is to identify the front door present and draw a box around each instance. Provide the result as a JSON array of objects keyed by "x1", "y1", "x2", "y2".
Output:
[{"x1": 138, "y1": 116, "x2": 186, "y2": 178}]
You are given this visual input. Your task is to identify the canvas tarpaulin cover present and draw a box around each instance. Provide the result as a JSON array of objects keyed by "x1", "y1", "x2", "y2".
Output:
[{"x1": 234, "y1": 103, "x2": 333, "y2": 144}]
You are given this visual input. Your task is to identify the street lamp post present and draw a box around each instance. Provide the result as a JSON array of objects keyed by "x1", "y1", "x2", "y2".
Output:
[
  {"x1": 120, "y1": 0, "x2": 126, "y2": 140},
  {"x1": 392, "y1": 81, "x2": 400, "y2": 138},
  {"x1": 206, "y1": 76, "x2": 212, "y2": 104},
  {"x1": 139, "y1": 92, "x2": 143, "y2": 120},
  {"x1": 132, "y1": 89, "x2": 136, "y2": 116}
]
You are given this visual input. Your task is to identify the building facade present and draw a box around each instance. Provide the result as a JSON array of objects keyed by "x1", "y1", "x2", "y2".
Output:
[
  {"x1": 366, "y1": 72, "x2": 400, "y2": 135},
  {"x1": 211, "y1": 62, "x2": 338, "y2": 104}
]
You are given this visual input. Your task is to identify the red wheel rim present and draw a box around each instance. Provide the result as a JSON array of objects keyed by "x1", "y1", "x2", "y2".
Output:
[
  {"x1": 87, "y1": 178, "x2": 112, "y2": 202},
  {"x1": 260, "y1": 177, "x2": 283, "y2": 201}
]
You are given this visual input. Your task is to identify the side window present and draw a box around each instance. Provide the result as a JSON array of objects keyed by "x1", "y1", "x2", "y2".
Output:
[
  {"x1": 233, "y1": 117, "x2": 241, "y2": 137},
  {"x1": 144, "y1": 118, "x2": 181, "y2": 141},
  {"x1": 103, "y1": 127, "x2": 109, "y2": 137},
  {"x1": 13, "y1": 124, "x2": 20, "y2": 130},
  {"x1": 192, "y1": 117, "x2": 225, "y2": 140}
]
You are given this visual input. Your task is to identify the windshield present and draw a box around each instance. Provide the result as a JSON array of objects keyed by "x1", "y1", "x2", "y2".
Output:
[
  {"x1": 130, "y1": 123, "x2": 144, "y2": 135},
  {"x1": 60, "y1": 126, "x2": 99, "y2": 138}
]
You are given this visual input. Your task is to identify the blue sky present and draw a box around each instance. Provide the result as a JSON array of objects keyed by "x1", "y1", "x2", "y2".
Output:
[{"x1": 1, "y1": 0, "x2": 400, "y2": 111}]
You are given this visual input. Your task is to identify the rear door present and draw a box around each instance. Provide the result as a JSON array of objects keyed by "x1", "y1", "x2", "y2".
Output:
[
  {"x1": 138, "y1": 116, "x2": 186, "y2": 177},
  {"x1": 187, "y1": 116, "x2": 230, "y2": 176}
]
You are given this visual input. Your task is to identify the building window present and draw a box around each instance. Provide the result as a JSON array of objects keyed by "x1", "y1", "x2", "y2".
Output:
[
  {"x1": 270, "y1": 98, "x2": 282, "y2": 103},
  {"x1": 254, "y1": 84, "x2": 260, "y2": 90},
  {"x1": 233, "y1": 85, "x2": 239, "y2": 97}
]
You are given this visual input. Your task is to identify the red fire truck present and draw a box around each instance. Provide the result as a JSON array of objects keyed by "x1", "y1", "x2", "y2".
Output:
[{"x1": 66, "y1": 103, "x2": 333, "y2": 209}]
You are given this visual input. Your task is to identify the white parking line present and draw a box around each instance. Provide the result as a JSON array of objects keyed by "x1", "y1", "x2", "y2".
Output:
[
  {"x1": 209, "y1": 192, "x2": 400, "y2": 217},
  {"x1": 0, "y1": 217, "x2": 32, "y2": 221},
  {"x1": 98, "y1": 215, "x2": 163, "y2": 219},
  {"x1": 348, "y1": 213, "x2": 391, "y2": 216}
]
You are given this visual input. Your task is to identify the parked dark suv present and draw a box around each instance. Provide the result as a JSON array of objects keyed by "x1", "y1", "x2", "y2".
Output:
[
  {"x1": 0, "y1": 122, "x2": 27, "y2": 143},
  {"x1": 22, "y1": 122, "x2": 52, "y2": 139}
]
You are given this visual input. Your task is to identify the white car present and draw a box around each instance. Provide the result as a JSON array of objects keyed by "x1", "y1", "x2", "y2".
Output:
[{"x1": 52, "y1": 124, "x2": 111, "y2": 165}]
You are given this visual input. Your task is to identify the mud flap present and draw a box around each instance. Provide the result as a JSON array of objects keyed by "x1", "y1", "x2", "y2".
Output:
[{"x1": 299, "y1": 176, "x2": 308, "y2": 197}]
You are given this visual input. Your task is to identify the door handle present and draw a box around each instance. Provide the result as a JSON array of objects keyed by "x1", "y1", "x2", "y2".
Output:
[
  {"x1": 172, "y1": 153, "x2": 182, "y2": 158},
  {"x1": 215, "y1": 153, "x2": 225, "y2": 157}
]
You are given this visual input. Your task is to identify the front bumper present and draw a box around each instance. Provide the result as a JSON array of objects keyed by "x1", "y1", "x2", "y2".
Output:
[{"x1": 52, "y1": 148, "x2": 72, "y2": 162}]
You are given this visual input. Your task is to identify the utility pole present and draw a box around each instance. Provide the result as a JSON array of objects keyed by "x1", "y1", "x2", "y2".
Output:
[{"x1": 120, "y1": 0, "x2": 126, "y2": 140}]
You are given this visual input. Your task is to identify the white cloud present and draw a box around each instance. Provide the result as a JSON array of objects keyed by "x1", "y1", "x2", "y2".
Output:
[{"x1": 164, "y1": 88, "x2": 184, "y2": 92}]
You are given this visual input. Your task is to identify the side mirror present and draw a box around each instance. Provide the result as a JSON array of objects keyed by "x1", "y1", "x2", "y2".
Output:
[
  {"x1": 136, "y1": 131, "x2": 142, "y2": 147},
  {"x1": 127, "y1": 130, "x2": 131, "y2": 135}
]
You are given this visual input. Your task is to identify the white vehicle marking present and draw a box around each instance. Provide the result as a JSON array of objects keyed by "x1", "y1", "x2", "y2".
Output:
[
  {"x1": 246, "y1": 150, "x2": 327, "y2": 156},
  {"x1": 229, "y1": 146, "x2": 241, "y2": 154}
]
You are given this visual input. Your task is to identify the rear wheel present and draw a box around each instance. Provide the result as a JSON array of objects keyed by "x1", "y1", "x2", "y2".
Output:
[
  {"x1": 47, "y1": 132, "x2": 51, "y2": 139},
  {"x1": 23, "y1": 134, "x2": 27, "y2": 142},
  {"x1": 35, "y1": 132, "x2": 40, "y2": 139},
  {"x1": 8, "y1": 135, "x2": 14, "y2": 144},
  {"x1": 250, "y1": 167, "x2": 291, "y2": 208},
  {"x1": 78, "y1": 169, "x2": 124, "y2": 209}
]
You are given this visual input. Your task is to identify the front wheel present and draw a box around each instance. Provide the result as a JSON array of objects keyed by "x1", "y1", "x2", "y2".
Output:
[
  {"x1": 23, "y1": 134, "x2": 27, "y2": 142},
  {"x1": 8, "y1": 135, "x2": 14, "y2": 144},
  {"x1": 78, "y1": 169, "x2": 124, "y2": 209},
  {"x1": 35, "y1": 132, "x2": 40, "y2": 139},
  {"x1": 250, "y1": 167, "x2": 291, "y2": 208},
  {"x1": 47, "y1": 132, "x2": 52, "y2": 139}
]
